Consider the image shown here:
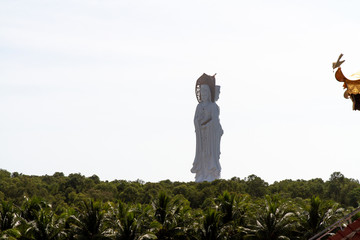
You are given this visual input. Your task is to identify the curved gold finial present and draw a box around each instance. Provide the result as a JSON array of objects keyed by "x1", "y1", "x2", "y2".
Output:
[{"x1": 333, "y1": 53, "x2": 345, "y2": 69}]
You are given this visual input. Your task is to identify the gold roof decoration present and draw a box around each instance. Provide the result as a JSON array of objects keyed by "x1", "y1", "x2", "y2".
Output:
[
  {"x1": 335, "y1": 68, "x2": 360, "y2": 95},
  {"x1": 195, "y1": 73, "x2": 216, "y2": 103},
  {"x1": 333, "y1": 54, "x2": 360, "y2": 110}
]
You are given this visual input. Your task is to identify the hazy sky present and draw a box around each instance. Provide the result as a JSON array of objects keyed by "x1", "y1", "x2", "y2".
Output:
[{"x1": 2, "y1": 0, "x2": 360, "y2": 183}]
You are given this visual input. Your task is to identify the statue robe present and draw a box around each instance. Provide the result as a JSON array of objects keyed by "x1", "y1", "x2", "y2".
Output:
[{"x1": 191, "y1": 101, "x2": 222, "y2": 182}]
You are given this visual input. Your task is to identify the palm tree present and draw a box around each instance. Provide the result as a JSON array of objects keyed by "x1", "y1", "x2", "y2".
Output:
[
  {"x1": 248, "y1": 195, "x2": 296, "y2": 240},
  {"x1": 198, "y1": 208, "x2": 222, "y2": 240},
  {"x1": 216, "y1": 191, "x2": 236, "y2": 225},
  {"x1": 298, "y1": 196, "x2": 345, "y2": 239},
  {"x1": 20, "y1": 196, "x2": 49, "y2": 222},
  {"x1": 25, "y1": 208, "x2": 66, "y2": 240},
  {"x1": 150, "y1": 192, "x2": 188, "y2": 240},
  {"x1": 215, "y1": 192, "x2": 251, "y2": 239},
  {"x1": 153, "y1": 192, "x2": 170, "y2": 226},
  {"x1": 14, "y1": 198, "x2": 69, "y2": 240},
  {"x1": 0, "y1": 200, "x2": 19, "y2": 240},
  {"x1": 106, "y1": 201, "x2": 153, "y2": 240},
  {"x1": 69, "y1": 199, "x2": 110, "y2": 240}
]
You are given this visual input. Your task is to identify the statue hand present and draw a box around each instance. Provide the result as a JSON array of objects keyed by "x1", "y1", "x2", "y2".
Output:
[{"x1": 201, "y1": 118, "x2": 212, "y2": 126}]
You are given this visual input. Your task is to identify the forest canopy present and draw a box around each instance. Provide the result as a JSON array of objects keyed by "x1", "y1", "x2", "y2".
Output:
[
  {"x1": 0, "y1": 170, "x2": 359, "y2": 209},
  {"x1": 0, "y1": 170, "x2": 360, "y2": 239}
]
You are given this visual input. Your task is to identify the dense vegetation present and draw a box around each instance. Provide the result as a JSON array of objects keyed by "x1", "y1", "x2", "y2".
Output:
[{"x1": 0, "y1": 169, "x2": 360, "y2": 239}]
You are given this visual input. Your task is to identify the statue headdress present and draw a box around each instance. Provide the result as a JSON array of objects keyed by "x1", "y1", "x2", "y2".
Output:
[{"x1": 195, "y1": 73, "x2": 216, "y2": 102}]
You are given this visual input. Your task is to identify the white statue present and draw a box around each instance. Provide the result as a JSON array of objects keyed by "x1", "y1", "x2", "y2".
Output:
[
  {"x1": 214, "y1": 85, "x2": 223, "y2": 165},
  {"x1": 191, "y1": 74, "x2": 223, "y2": 182}
]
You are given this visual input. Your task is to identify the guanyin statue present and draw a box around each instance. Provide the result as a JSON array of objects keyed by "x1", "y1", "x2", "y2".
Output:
[{"x1": 191, "y1": 73, "x2": 223, "y2": 182}]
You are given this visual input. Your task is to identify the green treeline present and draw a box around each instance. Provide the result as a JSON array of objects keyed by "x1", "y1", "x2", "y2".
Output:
[{"x1": 0, "y1": 169, "x2": 360, "y2": 239}]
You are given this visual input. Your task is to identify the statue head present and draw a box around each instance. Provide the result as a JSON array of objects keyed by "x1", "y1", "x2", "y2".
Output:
[
  {"x1": 215, "y1": 85, "x2": 221, "y2": 102},
  {"x1": 200, "y1": 84, "x2": 211, "y2": 102},
  {"x1": 195, "y1": 73, "x2": 216, "y2": 102}
]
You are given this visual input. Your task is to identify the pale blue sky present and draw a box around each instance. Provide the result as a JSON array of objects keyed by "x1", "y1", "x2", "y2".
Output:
[{"x1": 1, "y1": 0, "x2": 360, "y2": 183}]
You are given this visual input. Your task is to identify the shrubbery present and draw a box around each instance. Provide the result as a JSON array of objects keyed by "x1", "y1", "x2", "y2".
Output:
[{"x1": 0, "y1": 170, "x2": 359, "y2": 239}]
